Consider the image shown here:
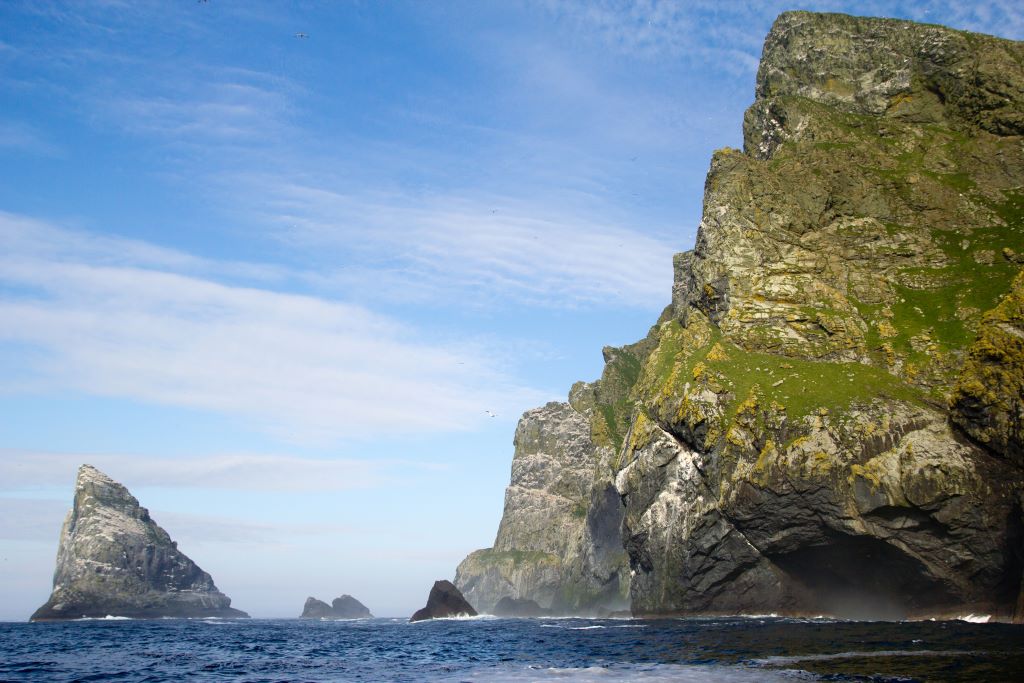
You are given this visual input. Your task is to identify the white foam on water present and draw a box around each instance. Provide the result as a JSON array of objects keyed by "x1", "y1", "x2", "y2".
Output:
[
  {"x1": 73, "y1": 615, "x2": 133, "y2": 621},
  {"x1": 441, "y1": 663, "x2": 812, "y2": 681},
  {"x1": 408, "y1": 614, "x2": 498, "y2": 624},
  {"x1": 537, "y1": 622, "x2": 645, "y2": 630},
  {"x1": 958, "y1": 614, "x2": 991, "y2": 623}
]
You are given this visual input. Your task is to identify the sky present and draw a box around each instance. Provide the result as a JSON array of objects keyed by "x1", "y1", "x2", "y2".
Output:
[{"x1": 1, "y1": 1, "x2": 1022, "y2": 620}]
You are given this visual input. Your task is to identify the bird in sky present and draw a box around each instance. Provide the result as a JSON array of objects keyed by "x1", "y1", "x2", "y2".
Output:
[
  {"x1": 294, "y1": 32, "x2": 309, "y2": 39},
  {"x1": 485, "y1": 410, "x2": 497, "y2": 418}
]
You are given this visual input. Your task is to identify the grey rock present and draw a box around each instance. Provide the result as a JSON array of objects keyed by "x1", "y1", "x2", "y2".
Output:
[
  {"x1": 301, "y1": 597, "x2": 332, "y2": 619},
  {"x1": 30, "y1": 465, "x2": 247, "y2": 621},
  {"x1": 300, "y1": 594, "x2": 372, "y2": 619},
  {"x1": 410, "y1": 580, "x2": 477, "y2": 622}
]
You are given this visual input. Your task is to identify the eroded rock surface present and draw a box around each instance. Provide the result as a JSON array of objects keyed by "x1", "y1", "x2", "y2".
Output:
[
  {"x1": 31, "y1": 465, "x2": 247, "y2": 621},
  {"x1": 410, "y1": 580, "x2": 477, "y2": 622},
  {"x1": 456, "y1": 11, "x2": 1024, "y2": 622},
  {"x1": 301, "y1": 594, "x2": 372, "y2": 619}
]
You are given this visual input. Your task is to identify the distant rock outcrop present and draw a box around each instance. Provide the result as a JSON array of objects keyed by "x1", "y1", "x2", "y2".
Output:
[
  {"x1": 30, "y1": 465, "x2": 248, "y2": 621},
  {"x1": 300, "y1": 597, "x2": 333, "y2": 619},
  {"x1": 410, "y1": 580, "x2": 477, "y2": 622},
  {"x1": 300, "y1": 594, "x2": 372, "y2": 619}
]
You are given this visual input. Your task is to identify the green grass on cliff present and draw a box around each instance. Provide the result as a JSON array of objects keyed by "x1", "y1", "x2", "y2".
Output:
[
  {"x1": 703, "y1": 341, "x2": 927, "y2": 422},
  {"x1": 591, "y1": 341, "x2": 651, "y2": 452},
  {"x1": 852, "y1": 190, "x2": 1024, "y2": 394},
  {"x1": 641, "y1": 317, "x2": 927, "y2": 438}
]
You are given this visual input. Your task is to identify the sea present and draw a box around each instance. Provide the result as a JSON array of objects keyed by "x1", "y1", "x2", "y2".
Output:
[{"x1": 1, "y1": 616, "x2": 1022, "y2": 682}]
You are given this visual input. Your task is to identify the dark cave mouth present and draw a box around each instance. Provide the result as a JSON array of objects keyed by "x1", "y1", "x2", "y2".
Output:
[{"x1": 768, "y1": 533, "x2": 956, "y2": 620}]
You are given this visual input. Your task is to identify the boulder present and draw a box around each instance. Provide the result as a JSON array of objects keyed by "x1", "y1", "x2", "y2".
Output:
[{"x1": 410, "y1": 580, "x2": 477, "y2": 622}]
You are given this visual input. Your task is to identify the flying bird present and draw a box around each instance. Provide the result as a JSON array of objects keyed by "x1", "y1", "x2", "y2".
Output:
[
  {"x1": 294, "y1": 32, "x2": 309, "y2": 39},
  {"x1": 485, "y1": 410, "x2": 497, "y2": 418}
]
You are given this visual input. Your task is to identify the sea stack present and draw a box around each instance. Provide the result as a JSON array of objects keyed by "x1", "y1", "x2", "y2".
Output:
[
  {"x1": 410, "y1": 580, "x2": 477, "y2": 622},
  {"x1": 30, "y1": 464, "x2": 248, "y2": 621},
  {"x1": 300, "y1": 594, "x2": 373, "y2": 619}
]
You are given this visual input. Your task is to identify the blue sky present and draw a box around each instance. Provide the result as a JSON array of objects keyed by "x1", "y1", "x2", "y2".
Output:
[{"x1": 1, "y1": 1, "x2": 1021, "y2": 620}]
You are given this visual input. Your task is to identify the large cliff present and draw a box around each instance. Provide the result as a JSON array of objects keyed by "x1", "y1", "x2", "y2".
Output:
[
  {"x1": 456, "y1": 11, "x2": 1024, "y2": 621},
  {"x1": 31, "y1": 465, "x2": 248, "y2": 620}
]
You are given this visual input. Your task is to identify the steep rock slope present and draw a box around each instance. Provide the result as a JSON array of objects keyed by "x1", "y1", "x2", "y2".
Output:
[
  {"x1": 456, "y1": 11, "x2": 1024, "y2": 621},
  {"x1": 31, "y1": 465, "x2": 247, "y2": 620}
]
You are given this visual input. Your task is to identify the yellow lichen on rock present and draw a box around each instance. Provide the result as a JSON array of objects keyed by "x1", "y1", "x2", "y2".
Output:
[{"x1": 950, "y1": 268, "x2": 1024, "y2": 467}]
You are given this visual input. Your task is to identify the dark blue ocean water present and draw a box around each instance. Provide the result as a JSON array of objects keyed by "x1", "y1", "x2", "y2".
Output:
[{"x1": 1, "y1": 616, "x2": 1022, "y2": 682}]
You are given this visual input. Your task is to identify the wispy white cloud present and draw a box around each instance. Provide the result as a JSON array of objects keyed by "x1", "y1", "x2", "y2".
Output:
[
  {"x1": 0, "y1": 213, "x2": 542, "y2": 442},
  {"x1": 0, "y1": 120, "x2": 61, "y2": 156},
  {"x1": 242, "y1": 178, "x2": 677, "y2": 309},
  {"x1": 0, "y1": 495, "x2": 355, "y2": 545},
  {"x1": 0, "y1": 449, "x2": 445, "y2": 493},
  {"x1": 533, "y1": 0, "x2": 1024, "y2": 75},
  {"x1": 535, "y1": 0, "x2": 763, "y2": 75},
  {"x1": 147, "y1": 510, "x2": 356, "y2": 546},
  {"x1": 110, "y1": 79, "x2": 293, "y2": 143}
]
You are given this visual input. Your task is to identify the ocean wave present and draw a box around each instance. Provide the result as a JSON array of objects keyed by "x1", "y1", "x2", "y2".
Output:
[
  {"x1": 408, "y1": 614, "x2": 498, "y2": 623},
  {"x1": 441, "y1": 663, "x2": 810, "y2": 681},
  {"x1": 958, "y1": 614, "x2": 991, "y2": 623}
]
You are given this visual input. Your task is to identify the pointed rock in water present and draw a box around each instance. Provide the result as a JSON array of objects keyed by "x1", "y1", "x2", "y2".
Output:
[
  {"x1": 300, "y1": 597, "x2": 333, "y2": 619},
  {"x1": 300, "y1": 594, "x2": 373, "y2": 619},
  {"x1": 30, "y1": 464, "x2": 248, "y2": 621},
  {"x1": 331, "y1": 594, "x2": 372, "y2": 618},
  {"x1": 410, "y1": 580, "x2": 477, "y2": 622}
]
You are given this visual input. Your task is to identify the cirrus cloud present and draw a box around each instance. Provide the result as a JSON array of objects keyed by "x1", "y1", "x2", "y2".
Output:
[{"x1": 0, "y1": 212, "x2": 543, "y2": 443}]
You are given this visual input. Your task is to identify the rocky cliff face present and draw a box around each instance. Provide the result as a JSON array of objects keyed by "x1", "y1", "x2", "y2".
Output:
[
  {"x1": 455, "y1": 11, "x2": 1024, "y2": 621},
  {"x1": 30, "y1": 465, "x2": 247, "y2": 620}
]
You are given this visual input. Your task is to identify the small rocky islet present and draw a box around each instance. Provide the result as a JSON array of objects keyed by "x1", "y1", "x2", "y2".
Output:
[
  {"x1": 30, "y1": 465, "x2": 247, "y2": 621},
  {"x1": 409, "y1": 580, "x2": 477, "y2": 622},
  {"x1": 300, "y1": 595, "x2": 373, "y2": 619}
]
